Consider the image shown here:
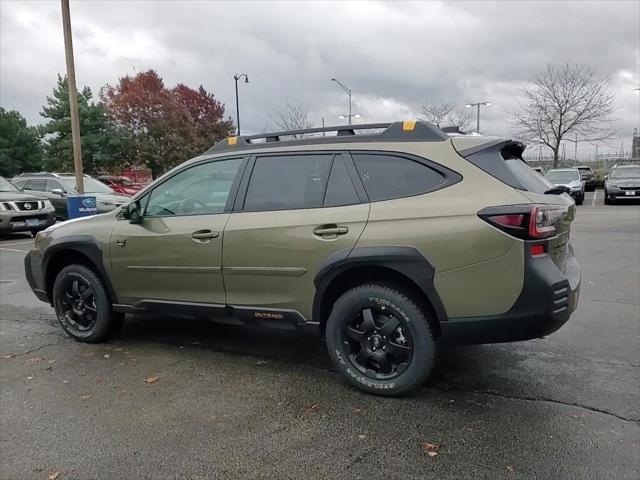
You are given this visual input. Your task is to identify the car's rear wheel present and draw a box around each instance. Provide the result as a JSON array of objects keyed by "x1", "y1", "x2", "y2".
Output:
[
  {"x1": 325, "y1": 284, "x2": 436, "y2": 396},
  {"x1": 52, "y1": 264, "x2": 120, "y2": 343}
]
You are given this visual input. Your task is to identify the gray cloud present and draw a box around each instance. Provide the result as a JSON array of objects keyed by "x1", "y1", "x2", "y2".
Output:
[{"x1": 1, "y1": 0, "x2": 638, "y2": 157}]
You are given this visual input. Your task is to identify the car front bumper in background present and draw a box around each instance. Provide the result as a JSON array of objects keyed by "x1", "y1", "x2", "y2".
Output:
[
  {"x1": 0, "y1": 210, "x2": 56, "y2": 235},
  {"x1": 440, "y1": 243, "x2": 581, "y2": 345}
]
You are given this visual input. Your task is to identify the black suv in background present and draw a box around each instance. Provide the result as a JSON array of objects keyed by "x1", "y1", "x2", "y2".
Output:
[
  {"x1": 12, "y1": 173, "x2": 130, "y2": 220},
  {"x1": 576, "y1": 166, "x2": 595, "y2": 191}
]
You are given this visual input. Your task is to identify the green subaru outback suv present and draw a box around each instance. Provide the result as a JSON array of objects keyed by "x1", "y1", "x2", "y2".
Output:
[{"x1": 24, "y1": 121, "x2": 581, "y2": 396}]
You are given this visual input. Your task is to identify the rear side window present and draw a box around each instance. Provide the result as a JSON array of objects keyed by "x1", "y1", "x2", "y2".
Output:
[
  {"x1": 13, "y1": 179, "x2": 28, "y2": 189},
  {"x1": 244, "y1": 154, "x2": 333, "y2": 211},
  {"x1": 46, "y1": 179, "x2": 64, "y2": 192},
  {"x1": 352, "y1": 153, "x2": 445, "y2": 202},
  {"x1": 466, "y1": 147, "x2": 553, "y2": 194}
]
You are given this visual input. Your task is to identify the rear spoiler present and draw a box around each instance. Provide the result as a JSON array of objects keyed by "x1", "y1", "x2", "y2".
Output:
[{"x1": 452, "y1": 137, "x2": 526, "y2": 160}]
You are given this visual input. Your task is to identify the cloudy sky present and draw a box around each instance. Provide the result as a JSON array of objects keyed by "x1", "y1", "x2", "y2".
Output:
[{"x1": 1, "y1": 0, "x2": 638, "y2": 159}]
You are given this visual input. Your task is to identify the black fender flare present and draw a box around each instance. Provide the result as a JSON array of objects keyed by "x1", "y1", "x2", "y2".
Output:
[
  {"x1": 312, "y1": 245, "x2": 448, "y2": 326},
  {"x1": 42, "y1": 235, "x2": 119, "y2": 304}
]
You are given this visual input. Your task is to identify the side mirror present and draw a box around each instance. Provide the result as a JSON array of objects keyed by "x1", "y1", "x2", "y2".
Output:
[
  {"x1": 122, "y1": 201, "x2": 143, "y2": 224},
  {"x1": 51, "y1": 188, "x2": 65, "y2": 196}
]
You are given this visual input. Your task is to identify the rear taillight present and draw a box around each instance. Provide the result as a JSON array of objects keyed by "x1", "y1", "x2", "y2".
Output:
[{"x1": 478, "y1": 204, "x2": 568, "y2": 240}]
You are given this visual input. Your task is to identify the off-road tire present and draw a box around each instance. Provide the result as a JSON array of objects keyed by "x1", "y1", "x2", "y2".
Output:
[
  {"x1": 326, "y1": 284, "x2": 436, "y2": 396},
  {"x1": 52, "y1": 264, "x2": 119, "y2": 343}
]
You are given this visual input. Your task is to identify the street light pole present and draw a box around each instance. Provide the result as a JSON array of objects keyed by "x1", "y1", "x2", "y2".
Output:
[
  {"x1": 61, "y1": 0, "x2": 83, "y2": 194},
  {"x1": 331, "y1": 78, "x2": 356, "y2": 125},
  {"x1": 465, "y1": 101, "x2": 492, "y2": 133},
  {"x1": 233, "y1": 73, "x2": 249, "y2": 135}
]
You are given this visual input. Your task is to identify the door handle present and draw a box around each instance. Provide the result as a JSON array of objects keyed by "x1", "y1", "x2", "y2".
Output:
[
  {"x1": 313, "y1": 225, "x2": 349, "y2": 236},
  {"x1": 192, "y1": 230, "x2": 220, "y2": 240}
]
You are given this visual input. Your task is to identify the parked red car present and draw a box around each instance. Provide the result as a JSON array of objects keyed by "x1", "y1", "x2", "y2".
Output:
[{"x1": 97, "y1": 176, "x2": 144, "y2": 196}]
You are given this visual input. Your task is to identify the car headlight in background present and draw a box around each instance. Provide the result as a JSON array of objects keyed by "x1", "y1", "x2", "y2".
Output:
[
  {"x1": 97, "y1": 200, "x2": 115, "y2": 207},
  {"x1": 606, "y1": 182, "x2": 620, "y2": 191},
  {"x1": 42, "y1": 200, "x2": 53, "y2": 209}
]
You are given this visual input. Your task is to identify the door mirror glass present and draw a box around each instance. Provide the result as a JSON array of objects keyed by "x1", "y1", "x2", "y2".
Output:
[
  {"x1": 123, "y1": 201, "x2": 143, "y2": 224},
  {"x1": 51, "y1": 188, "x2": 65, "y2": 196}
]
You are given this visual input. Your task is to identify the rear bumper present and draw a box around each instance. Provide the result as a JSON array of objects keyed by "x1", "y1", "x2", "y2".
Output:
[
  {"x1": 24, "y1": 249, "x2": 49, "y2": 303},
  {"x1": 440, "y1": 243, "x2": 581, "y2": 344}
]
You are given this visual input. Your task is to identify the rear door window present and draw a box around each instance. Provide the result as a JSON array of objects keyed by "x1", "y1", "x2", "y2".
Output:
[
  {"x1": 351, "y1": 153, "x2": 445, "y2": 202},
  {"x1": 27, "y1": 178, "x2": 47, "y2": 191},
  {"x1": 323, "y1": 156, "x2": 360, "y2": 207},
  {"x1": 243, "y1": 154, "x2": 333, "y2": 211}
]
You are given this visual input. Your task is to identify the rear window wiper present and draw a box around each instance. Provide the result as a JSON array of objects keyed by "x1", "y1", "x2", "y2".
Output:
[{"x1": 544, "y1": 186, "x2": 570, "y2": 195}]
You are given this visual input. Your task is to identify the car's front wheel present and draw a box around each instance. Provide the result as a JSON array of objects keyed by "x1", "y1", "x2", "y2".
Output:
[
  {"x1": 52, "y1": 264, "x2": 121, "y2": 343},
  {"x1": 325, "y1": 284, "x2": 436, "y2": 396}
]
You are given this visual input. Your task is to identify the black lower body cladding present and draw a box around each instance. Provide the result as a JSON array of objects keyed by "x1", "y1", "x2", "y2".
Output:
[{"x1": 440, "y1": 243, "x2": 581, "y2": 344}]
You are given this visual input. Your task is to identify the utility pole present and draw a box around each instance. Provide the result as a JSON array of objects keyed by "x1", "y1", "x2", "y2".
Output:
[
  {"x1": 233, "y1": 73, "x2": 249, "y2": 135},
  {"x1": 574, "y1": 134, "x2": 578, "y2": 165},
  {"x1": 61, "y1": 0, "x2": 83, "y2": 193}
]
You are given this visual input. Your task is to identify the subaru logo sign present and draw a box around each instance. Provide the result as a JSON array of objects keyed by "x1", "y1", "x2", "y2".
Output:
[{"x1": 81, "y1": 197, "x2": 96, "y2": 208}]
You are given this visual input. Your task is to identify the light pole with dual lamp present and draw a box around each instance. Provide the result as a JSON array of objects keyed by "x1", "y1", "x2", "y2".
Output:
[
  {"x1": 465, "y1": 101, "x2": 492, "y2": 133},
  {"x1": 234, "y1": 73, "x2": 249, "y2": 135}
]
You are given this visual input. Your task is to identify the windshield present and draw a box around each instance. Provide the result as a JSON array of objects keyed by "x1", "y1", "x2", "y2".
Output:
[
  {"x1": 60, "y1": 176, "x2": 114, "y2": 194},
  {"x1": 545, "y1": 170, "x2": 579, "y2": 182},
  {"x1": 610, "y1": 166, "x2": 640, "y2": 179},
  {"x1": 0, "y1": 177, "x2": 20, "y2": 192}
]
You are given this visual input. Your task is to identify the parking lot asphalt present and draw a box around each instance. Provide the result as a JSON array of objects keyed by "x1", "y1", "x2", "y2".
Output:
[{"x1": 1, "y1": 191, "x2": 638, "y2": 480}]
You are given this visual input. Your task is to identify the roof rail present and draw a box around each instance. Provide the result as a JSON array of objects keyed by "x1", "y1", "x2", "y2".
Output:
[{"x1": 207, "y1": 120, "x2": 448, "y2": 154}]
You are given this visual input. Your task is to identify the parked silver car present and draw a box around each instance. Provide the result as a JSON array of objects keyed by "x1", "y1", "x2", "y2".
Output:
[{"x1": 0, "y1": 177, "x2": 55, "y2": 236}]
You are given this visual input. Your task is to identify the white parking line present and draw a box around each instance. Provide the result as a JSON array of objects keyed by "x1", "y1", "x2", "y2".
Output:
[
  {"x1": 0, "y1": 247, "x2": 28, "y2": 254},
  {"x1": 0, "y1": 240, "x2": 33, "y2": 247},
  {"x1": 591, "y1": 190, "x2": 597, "y2": 207}
]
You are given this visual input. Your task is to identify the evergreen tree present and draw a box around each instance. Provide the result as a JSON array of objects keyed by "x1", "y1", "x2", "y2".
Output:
[
  {"x1": 0, "y1": 107, "x2": 43, "y2": 177},
  {"x1": 40, "y1": 75, "x2": 131, "y2": 174}
]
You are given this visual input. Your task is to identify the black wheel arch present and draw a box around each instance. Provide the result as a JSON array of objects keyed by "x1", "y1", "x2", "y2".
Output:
[
  {"x1": 313, "y1": 246, "x2": 447, "y2": 335},
  {"x1": 43, "y1": 235, "x2": 118, "y2": 305}
]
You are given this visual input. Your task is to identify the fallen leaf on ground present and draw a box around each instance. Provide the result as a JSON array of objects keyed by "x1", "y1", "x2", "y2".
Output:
[
  {"x1": 303, "y1": 403, "x2": 319, "y2": 415},
  {"x1": 25, "y1": 356, "x2": 43, "y2": 364},
  {"x1": 48, "y1": 471, "x2": 60, "y2": 480},
  {"x1": 144, "y1": 376, "x2": 160, "y2": 385},
  {"x1": 256, "y1": 360, "x2": 270, "y2": 366},
  {"x1": 48, "y1": 360, "x2": 56, "y2": 364},
  {"x1": 114, "y1": 348, "x2": 123, "y2": 351},
  {"x1": 353, "y1": 408, "x2": 362, "y2": 413},
  {"x1": 2, "y1": 354, "x2": 15, "y2": 359},
  {"x1": 26, "y1": 376, "x2": 34, "y2": 380},
  {"x1": 357, "y1": 434, "x2": 366, "y2": 439},
  {"x1": 422, "y1": 442, "x2": 441, "y2": 458},
  {"x1": 506, "y1": 465, "x2": 515, "y2": 472},
  {"x1": 103, "y1": 354, "x2": 110, "y2": 359},
  {"x1": 80, "y1": 394, "x2": 92, "y2": 400}
]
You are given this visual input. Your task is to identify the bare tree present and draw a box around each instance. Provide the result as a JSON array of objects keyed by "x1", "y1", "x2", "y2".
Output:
[
  {"x1": 268, "y1": 103, "x2": 314, "y2": 138},
  {"x1": 419, "y1": 102, "x2": 471, "y2": 130},
  {"x1": 510, "y1": 63, "x2": 616, "y2": 168}
]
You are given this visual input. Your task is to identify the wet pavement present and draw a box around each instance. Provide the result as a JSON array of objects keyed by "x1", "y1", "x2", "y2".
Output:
[{"x1": 1, "y1": 194, "x2": 638, "y2": 479}]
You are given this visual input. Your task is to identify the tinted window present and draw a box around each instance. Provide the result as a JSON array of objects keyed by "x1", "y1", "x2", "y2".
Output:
[
  {"x1": 59, "y1": 176, "x2": 113, "y2": 194},
  {"x1": 244, "y1": 154, "x2": 333, "y2": 211},
  {"x1": 466, "y1": 147, "x2": 553, "y2": 193},
  {"x1": 12, "y1": 179, "x2": 28, "y2": 189},
  {"x1": 324, "y1": 156, "x2": 360, "y2": 207},
  {"x1": 145, "y1": 158, "x2": 242, "y2": 216},
  {"x1": 352, "y1": 153, "x2": 445, "y2": 202},
  {"x1": 27, "y1": 178, "x2": 47, "y2": 191},
  {"x1": 46, "y1": 179, "x2": 65, "y2": 192}
]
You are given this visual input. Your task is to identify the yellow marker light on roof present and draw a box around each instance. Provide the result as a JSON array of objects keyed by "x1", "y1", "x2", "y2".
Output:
[
  {"x1": 228, "y1": 136, "x2": 238, "y2": 146},
  {"x1": 403, "y1": 120, "x2": 417, "y2": 131}
]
